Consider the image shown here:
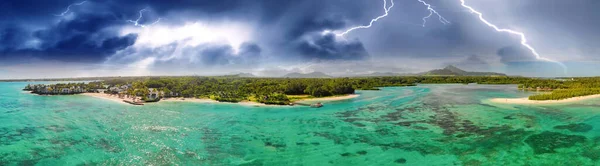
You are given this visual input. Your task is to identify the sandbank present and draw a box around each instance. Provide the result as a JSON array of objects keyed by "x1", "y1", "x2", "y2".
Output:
[{"x1": 490, "y1": 94, "x2": 600, "y2": 104}]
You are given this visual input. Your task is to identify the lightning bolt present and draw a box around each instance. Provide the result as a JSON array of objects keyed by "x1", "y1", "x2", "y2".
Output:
[
  {"x1": 127, "y1": 8, "x2": 161, "y2": 28},
  {"x1": 459, "y1": 0, "x2": 567, "y2": 73},
  {"x1": 418, "y1": 0, "x2": 450, "y2": 27},
  {"x1": 335, "y1": 0, "x2": 394, "y2": 36},
  {"x1": 54, "y1": 1, "x2": 87, "y2": 17}
]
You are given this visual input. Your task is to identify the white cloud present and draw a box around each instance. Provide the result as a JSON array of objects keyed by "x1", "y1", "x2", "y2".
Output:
[{"x1": 121, "y1": 21, "x2": 254, "y2": 54}]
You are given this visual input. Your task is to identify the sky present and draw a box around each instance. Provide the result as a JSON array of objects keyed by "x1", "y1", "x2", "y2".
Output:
[{"x1": 1, "y1": 0, "x2": 599, "y2": 79}]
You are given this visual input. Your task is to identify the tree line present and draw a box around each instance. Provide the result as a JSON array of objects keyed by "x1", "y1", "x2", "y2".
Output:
[{"x1": 30, "y1": 76, "x2": 600, "y2": 103}]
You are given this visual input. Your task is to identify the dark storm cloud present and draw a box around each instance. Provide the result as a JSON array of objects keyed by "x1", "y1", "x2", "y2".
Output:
[
  {"x1": 0, "y1": 13, "x2": 136, "y2": 62},
  {"x1": 196, "y1": 43, "x2": 263, "y2": 66},
  {"x1": 0, "y1": 0, "x2": 72, "y2": 22},
  {"x1": 450, "y1": 55, "x2": 491, "y2": 71},
  {"x1": 199, "y1": 45, "x2": 234, "y2": 66},
  {"x1": 287, "y1": 15, "x2": 346, "y2": 39},
  {"x1": 426, "y1": 23, "x2": 466, "y2": 46},
  {"x1": 1, "y1": 0, "x2": 372, "y2": 63},
  {"x1": 2, "y1": 0, "x2": 600, "y2": 77},
  {"x1": 0, "y1": 25, "x2": 30, "y2": 50},
  {"x1": 497, "y1": 46, "x2": 536, "y2": 63},
  {"x1": 296, "y1": 34, "x2": 369, "y2": 60}
]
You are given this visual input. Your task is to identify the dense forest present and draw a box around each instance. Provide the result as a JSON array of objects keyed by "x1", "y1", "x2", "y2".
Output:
[
  {"x1": 518, "y1": 77, "x2": 600, "y2": 100},
  {"x1": 99, "y1": 76, "x2": 534, "y2": 101},
  {"x1": 26, "y1": 76, "x2": 600, "y2": 103},
  {"x1": 529, "y1": 89, "x2": 600, "y2": 100}
]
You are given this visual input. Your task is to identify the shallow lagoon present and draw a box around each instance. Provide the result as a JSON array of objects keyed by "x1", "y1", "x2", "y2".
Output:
[{"x1": 1, "y1": 82, "x2": 600, "y2": 165}]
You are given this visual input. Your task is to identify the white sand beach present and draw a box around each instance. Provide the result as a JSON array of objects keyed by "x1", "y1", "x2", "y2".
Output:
[
  {"x1": 81, "y1": 93, "x2": 140, "y2": 105},
  {"x1": 295, "y1": 94, "x2": 360, "y2": 102},
  {"x1": 490, "y1": 94, "x2": 600, "y2": 104},
  {"x1": 161, "y1": 97, "x2": 218, "y2": 103},
  {"x1": 80, "y1": 93, "x2": 359, "y2": 106},
  {"x1": 162, "y1": 97, "x2": 272, "y2": 106}
]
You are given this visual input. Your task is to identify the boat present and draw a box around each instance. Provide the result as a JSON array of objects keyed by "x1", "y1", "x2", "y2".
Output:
[{"x1": 310, "y1": 102, "x2": 323, "y2": 108}]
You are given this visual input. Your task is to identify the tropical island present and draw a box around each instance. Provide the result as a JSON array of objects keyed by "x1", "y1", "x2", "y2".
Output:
[{"x1": 19, "y1": 66, "x2": 600, "y2": 106}]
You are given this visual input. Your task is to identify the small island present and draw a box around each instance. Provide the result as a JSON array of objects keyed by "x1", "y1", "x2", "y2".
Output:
[
  {"x1": 22, "y1": 77, "x2": 370, "y2": 106},
  {"x1": 20, "y1": 66, "x2": 600, "y2": 106},
  {"x1": 491, "y1": 78, "x2": 600, "y2": 104}
]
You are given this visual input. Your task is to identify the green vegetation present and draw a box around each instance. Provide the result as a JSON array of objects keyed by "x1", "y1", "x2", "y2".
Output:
[
  {"x1": 25, "y1": 76, "x2": 600, "y2": 103},
  {"x1": 519, "y1": 77, "x2": 600, "y2": 100},
  {"x1": 529, "y1": 89, "x2": 600, "y2": 100}
]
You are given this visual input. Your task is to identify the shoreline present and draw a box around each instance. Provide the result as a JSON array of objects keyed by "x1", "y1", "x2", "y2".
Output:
[
  {"x1": 80, "y1": 93, "x2": 359, "y2": 107},
  {"x1": 161, "y1": 97, "x2": 272, "y2": 107},
  {"x1": 80, "y1": 93, "x2": 141, "y2": 106},
  {"x1": 490, "y1": 94, "x2": 600, "y2": 104},
  {"x1": 293, "y1": 94, "x2": 360, "y2": 103}
]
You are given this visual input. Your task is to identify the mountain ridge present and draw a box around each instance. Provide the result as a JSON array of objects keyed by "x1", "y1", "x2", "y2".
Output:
[
  {"x1": 283, "y1": 72, "x2": 332, "y2": 78},
  {"x1": 423, "y1": 65, "x2": 506, "y2": 76}
]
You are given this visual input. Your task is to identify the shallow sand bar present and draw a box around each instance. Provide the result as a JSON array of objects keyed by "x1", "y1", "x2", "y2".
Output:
[{"x1": 490, "y1": 94, "x2": 600, "y2": 104}]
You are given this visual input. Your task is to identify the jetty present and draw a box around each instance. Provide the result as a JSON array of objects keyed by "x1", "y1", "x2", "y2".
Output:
[{"x1": 123, "y1": 100, "x2": 144, "y2": 105}]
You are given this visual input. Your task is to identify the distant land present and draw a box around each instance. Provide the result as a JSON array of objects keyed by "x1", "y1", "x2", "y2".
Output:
[
  {"x1": 420, "y1": 65, "x2": 507, "y2": 76},
  {"x1": 283, "y1": 72, "x2": 332, "y2": 78},
  {"x1": 0, "y1": 66, "x2": 515, "y2": 81},
  {"x1": 349, "y1": 72, "x2": 412, "y2": 77},
  {"x1": 279, "y1": 65, "x2": 505, "y2": 78},
  {"x1": 232, "y1": 73, "x2": 256, "y2": 77}
]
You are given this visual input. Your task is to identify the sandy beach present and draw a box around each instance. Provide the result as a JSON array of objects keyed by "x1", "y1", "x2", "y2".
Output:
[
  {"x1": 295, "y1": 94, "x2": 360, "y2": 102},
  {"x1": 161, "y1": 97, "x2": 272, "y2": 106},
  {"x1": 490, "y1": 94, "x2": 600, "y2": 104},
  {"x1": 80, "y1": 93, "x2": 359, "y2": 106},
  {"x1": 80, "y1": 93, "x2": 139, "y2": 105},
  {"x1": 161, "y1": 97, "x2": 218, "y2": 103}
]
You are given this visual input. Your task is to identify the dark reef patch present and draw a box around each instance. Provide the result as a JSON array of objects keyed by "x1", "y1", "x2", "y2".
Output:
[
  {"x1": 320, "y1": 122, "x2": 335, "y2": 129},
  {"x1": 356, "y1": 150, "x2": 367, "y2": 155},
  {"x1": 524, "y1": 131, "x2": 587, "y2": 154},
  {"x1": 553, "y1": 123, "x2": 593, "y2": 133},
  {"x1": 352, "y1": 123, "x2": 366, "y2": 127},
  {"x1": 340, "y1": 152, "x2": 353, "y2": 157},
  {"x1": 96, "y1": 138, "x2": 122, "y2": 153},
  {"x1": 380, "y1": 108, "x2": 416, "y2": 121},
  {"x1": 0, "y1": 126, "x2": 39, "y2": 145},
  {"x1": 264, "y1": 141, "x2": 286, "y2": 149},
  {"x1": 581, "y1": 146, "x2": 600, "y2": 161},
  {"x1": 503, "y1": 116, "x2": 515, "y2": 120},
  {"x1": 44, "y1": 125, "x2": 69, "y2": 133},
  {"x1": 313, "y1": 132, "x2": 347, "y2": 145},
  {"x1": 478, "y1": 103, "x2": 498, "y2": 108},
  {"x1": 394, "y1": 158, "x2": 407, "y2": 164}
]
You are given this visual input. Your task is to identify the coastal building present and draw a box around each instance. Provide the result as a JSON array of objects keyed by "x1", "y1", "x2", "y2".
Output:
[
  {"x1": 120, "y1": 85, "x2": 130, "y2": 90},
  {"x1": 26, "y1": 84, "x2": 85, "y2": 95},
  {"x1": 148, "y1": 88, "x2": 160, "y2": 100},
  {"x1": 96, "y1": 89, "x2": 108, "y2": 93},
  {"x1": 109, "y1": 87, "x2": 125, "y2": 93},
  {"x1": 61, "y1": 88, "x2": 71, "y2": 94}
]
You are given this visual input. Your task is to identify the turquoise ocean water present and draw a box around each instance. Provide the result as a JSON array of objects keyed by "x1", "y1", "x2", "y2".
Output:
[{"x1": 1, "y1": 82, "x2": 600, "y2": 165}]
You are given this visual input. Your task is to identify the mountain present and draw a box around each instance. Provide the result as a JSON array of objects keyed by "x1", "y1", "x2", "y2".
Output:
[
  {"x1": 348, "y1": 72, "x2": 412, "y2": 77},
  {"x1": 283, "y1": 72, "x2": 332, "y2": 78},
  {"x1": 443, "y1": 65, "x2": 467, "y2": 75},
  {"x1": 234, "y1": 73, "x2": 256, "y2": 77},
  {"x1": 423, "y1": 65, "x2": 506, "y2": 76}
]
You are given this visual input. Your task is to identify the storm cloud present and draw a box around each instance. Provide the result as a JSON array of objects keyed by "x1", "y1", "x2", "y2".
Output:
[{"x1": 1, "y1": 0, "x2": 599, "y2": 78}]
